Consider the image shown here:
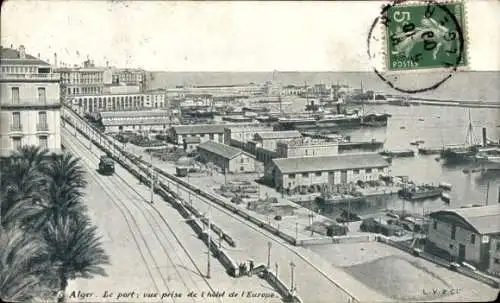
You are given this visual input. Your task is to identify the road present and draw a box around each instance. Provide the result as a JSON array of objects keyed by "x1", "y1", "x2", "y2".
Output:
[{"x1": 62, "y1": 125, "x2": 280, "y2": 303}]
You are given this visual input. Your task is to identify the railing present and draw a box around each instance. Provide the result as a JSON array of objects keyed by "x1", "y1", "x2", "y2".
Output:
[
  {"x1": 0, "y1": 72, "x2": 60, "y2": 81},
  {"x1": 36, "y1": 123, "x2": 49, "y2": 131},
  {"x1": 9, "y1": 124, "x2": 22, "y2": 132}
]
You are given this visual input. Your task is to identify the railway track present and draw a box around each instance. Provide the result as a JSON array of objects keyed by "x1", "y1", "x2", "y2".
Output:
[{"x1": 63, "y1": 126, "x2": 218, "y2": 303}]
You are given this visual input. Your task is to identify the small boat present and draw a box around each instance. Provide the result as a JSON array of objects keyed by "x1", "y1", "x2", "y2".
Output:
[
  {"x1": 418, "y1": 118, "x2": 425, "y2": 121},
  {"x1": 441, "y1": 193, "x2": 451, "y2": 203},
  {"x1": 439, "y1": 182, "x2": 452, "y2": 191},
  {"x1": 398, "y1": 185, "x2": 443, "y2": 200},
  {"x1": 400, "y1": 126, "x2": 406, "y2": 129}
]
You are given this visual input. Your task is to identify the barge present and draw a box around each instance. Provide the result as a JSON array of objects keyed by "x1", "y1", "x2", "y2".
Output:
[
  {"x1": 398, "y1": 185, "x2": 443, "y2": 200},
  {"x1": 418, "y1": 146, "x2": 443, "y2": 155},
  {"x1": 379, "y1": 149, "x2": 415, "y2": 157}
]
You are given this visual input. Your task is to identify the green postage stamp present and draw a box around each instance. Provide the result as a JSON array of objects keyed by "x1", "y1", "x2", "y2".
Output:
[{"x1": 384, "y1": 1, "x2": 467, "y2": 71}]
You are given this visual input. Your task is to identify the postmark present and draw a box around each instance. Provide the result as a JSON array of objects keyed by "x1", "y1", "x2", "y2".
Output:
[{"x1": 367, "y1": 0, "x2": 469, "y2": 93}]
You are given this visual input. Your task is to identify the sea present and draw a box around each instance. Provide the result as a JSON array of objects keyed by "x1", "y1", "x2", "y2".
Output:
[{"x1": 148, "y1": 71, "x2": 500, "y2": 217}]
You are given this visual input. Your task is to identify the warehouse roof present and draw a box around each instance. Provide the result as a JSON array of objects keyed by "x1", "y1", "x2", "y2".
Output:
[
  {"x1": 172, "y1": 124, "x2": 227, "y2": 134},
  {"x1": 272, "y1": 153, "x2": 389, "y2": 174},
  {"x1": 255, "y1": 130, "x2": 302, "y2": 140},
  {"x1": 429, "y1": 205, "x2": 500, "y2": 235},
  {"x1": 100, "y1": 110, "x2": 170, "y2": 119},
  {"x1": 198, "y1": 141, "x2": 253, "y2": 160}
]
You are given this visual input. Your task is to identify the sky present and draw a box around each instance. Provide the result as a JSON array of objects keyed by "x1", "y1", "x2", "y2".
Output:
[{"x1": 1, "y1": 0, "x2": 499, "y2": 71}]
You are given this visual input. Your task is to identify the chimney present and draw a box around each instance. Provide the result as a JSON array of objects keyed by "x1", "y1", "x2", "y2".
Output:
[
  {"x1": 106, "y1": 61, "x2": 109, "y2": 67},
  {"x1": 54, "y1": 53, "x2": 58, "y2": 67},
  {"x1": 482, "y1": 127, "x2": 487, "y2": 147},
  {"x1": 37, "y1": 53, "x2": 41, "y2": 59},
  {"x1": 18, "y1": 45, "x2": 26, "y2": 59},
  {"x1": 10, "y1": 44, "x2": 13, "y2": 49}
]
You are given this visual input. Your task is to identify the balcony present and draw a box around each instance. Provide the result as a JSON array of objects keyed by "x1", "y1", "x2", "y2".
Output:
[
  {"x1": 9, "y1": 124, "x2": 23, "y2": 133},
  {"x1": 36, "y1": 123, "x2": 49, "y2": 132},
  {"x1": 0, "y1": 72, "x2": 60, "y2": 81}
]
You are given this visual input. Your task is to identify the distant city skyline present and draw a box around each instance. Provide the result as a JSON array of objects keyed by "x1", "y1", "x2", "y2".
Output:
[{"x1": 1, "y1": 0, "x2": 500, "y2": 71}]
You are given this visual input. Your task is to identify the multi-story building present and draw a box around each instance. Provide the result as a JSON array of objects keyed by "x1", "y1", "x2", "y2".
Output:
[
  {"x1": 427, "y1": 205, "x2": 500, "y2": 272},
  {"x1": 276, "y1": 137, "x2": 339, "y2": 158},
  {"x1": 0, "y1": 45, "x2": 62, "y2": 157},
  {"x1": 70, "y1": 89, "x2": 167, "y2": 114},
  {"x1": 55, "y1": 59, "x2": 105, "y2": 100},
  {"x1": 265, "y1": 153, "x2": 389, "y2": 190}
]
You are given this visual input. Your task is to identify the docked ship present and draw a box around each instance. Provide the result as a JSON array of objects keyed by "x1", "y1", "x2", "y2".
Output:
[
  {"x1": 441, "y1": 110, "x2": 481, "y2": 164},
  {"x1": 398, "y1": 185, "x2": 443, "y2": 200}
]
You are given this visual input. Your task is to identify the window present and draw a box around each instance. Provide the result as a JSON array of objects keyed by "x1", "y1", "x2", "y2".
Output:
[
  {"x1": 240, "y1": 166, "x2": 244, "y2": 171},
  {"x1": 12, "y1": 137, "x2": 22, "y2": 150},
  {"x1": 366, "y1": 168, "x2": 372, "y2": 173},
  {"x1": 451, "y1": 224, "x2": 456, "y2": 240},
  {"x1": 497, "y1": 242, "x2": 500, "y2": 251},
  {"x1": 38, "y1": 111, "x2": 47, "y2": 124},
  {"x1": 471, "y1": 234, "x2": 476, "y2": 244},
  {"x1": 433, "y1": 221, "x2": 437, "y2": 229},
  {"x1": 38, "y1": 87, "x2": 47, "y2": 103},
  {"x1": 495, "y1": 258, "x2": 500, "y2": 265},
  {"x1": 302, "y1": 173, "x2": 309, "y2": 177},
  {"x1": 11, "y1": 87, "x2": 20, "y2": 103},
  {"x1": 240, "y1": 158, "x2": 245, "y2": 163},
  {"x1": 12, "y1": 112, "x2": 21, "y2": 129},
  {"x1": 353, "y1": 169, "x2": 360, "y2": 174},
  {"x1": 209, "y1": 134, "x2": 214, "y2": 140},
  {"x1": 315, "y1": 172, "x2": 322, "y2": 177},
  {"x1": 289, "y1": 174, "x2": 296, "y2": 179},
  {"x1": 39, "y1": 136, "x2": 48, "y2": 149}
]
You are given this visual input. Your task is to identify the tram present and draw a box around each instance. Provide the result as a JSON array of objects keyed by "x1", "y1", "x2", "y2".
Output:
[{"x1": 98, "y1": 155, "x2": 115, "y2": 175}]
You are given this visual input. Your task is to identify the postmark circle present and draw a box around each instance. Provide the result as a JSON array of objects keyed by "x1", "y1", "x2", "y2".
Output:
[{"x1": 367, "y1": 0, "x2": 466, "y2": 94}]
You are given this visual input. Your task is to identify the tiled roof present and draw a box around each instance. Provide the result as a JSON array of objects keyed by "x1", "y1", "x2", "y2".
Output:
[
  {"x1": 0, "y1": 47, "x2": 50, "y2": 66},
  {"x1": 273, "y1": 153, "x2": 389, "y2": 174},
  {"x1": 255, "y1": 130, "x2": 302, "y2": 140},
  {"x1": 430, "y1": 205, "x2": 500, "y2": 235},
  {"x1": 198, "y1": 141, "x2": 246, "y2": 159}
]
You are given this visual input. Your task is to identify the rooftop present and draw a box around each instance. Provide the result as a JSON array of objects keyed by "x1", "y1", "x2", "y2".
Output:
[
  {"x1": 0, "y1": 47, "x2": 50, "y2": 66},
  {"x1": 429, "y1": 204, "x2": 500, "y2": 235},
  {"x1": 100, "y1": 110, "x2": 170, "y2": 118},
  {"x1": 102, "y1": 118, "x2": 171, "y2": 126},
  {"x1": 255, "y1": 130, "x2": 302, "y2": 140},
  {"x1": 172, "y1": 124, "x2": 227, "y2": 134},
  {"x1": 198, "y1": 141, "x2": 251, "y2": 159},
  {"x1": 272, "y1": 153, "x2": 390, "y2": 174}
]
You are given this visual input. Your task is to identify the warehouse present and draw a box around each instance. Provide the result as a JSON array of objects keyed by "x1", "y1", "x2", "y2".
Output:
[
  {"x1": 169, "y1": 124, "x2": 226, "y2": 145},
  {"x1": 265, "y1": 153, "x2": 389, "y2": 190},
  {"x1": 427, "y1": 205, "x2": 500, "y2": 272},
  {"x1": 197, "y1": 141, "x2": 256, "y2": 173},
  {"x1": 254, "y1": 130, "x2": 302, "y2": 151},
  {"x1": 100, "y1": 110, "x2": 174, "y2": 133}
]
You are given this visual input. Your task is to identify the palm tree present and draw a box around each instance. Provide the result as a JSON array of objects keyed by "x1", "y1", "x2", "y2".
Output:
[
  {"x1": 43, "y1": 215, "x2": 109, "y2": 302},
  {"x1": 0, "y1": 228, "x2": 54, "y2": 302},
  {"x1": 25, "y1": 153, "x2": 88, "y2": 230}
]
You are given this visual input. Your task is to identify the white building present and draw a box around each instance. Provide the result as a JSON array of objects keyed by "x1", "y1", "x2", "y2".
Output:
[
  {"x1": 254, "y1": 130, "x2": 302, "y2": 151},
  {"x1": 276, "y1": 137, "x2": 339, "y2": 158},
  {"x1": 0, "y1": 45, "x2": 62, "y2": 157},
  {"x1": 70, "y1": 89, "x2": 167, "y2": 114},
  {"x1": 427, "y1": 205, "x2": 500, "y2": 272},
  {"x1": 223, "y1": 124, "x2": 273, "y2": 145},
  {"x1": 265, "y1": 153, "x2": 389, "y2": 190},
  {"x1": 100, "y1": 110, "x2": 174, "y2": 133}
]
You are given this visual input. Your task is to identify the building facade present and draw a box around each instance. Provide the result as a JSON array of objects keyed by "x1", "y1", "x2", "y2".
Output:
[
  {"x1": 223, "y1": 124, "x2": 273, "y2": 145},
  {"x1": 488, "y1": 237, "x2": 500, "y2": 276},
  {"x1": 70, "y1": 89, "x2": 167, "y2": 114},
  {"x1": 265, "y1": 153, "x2": 389, "y2": 190},
  {"x1": 0, "y1": 45, "x2": 62, "y2": 157},
  {"x1": 100, "y1": 110, "x2": 174, "y2": 133},
  {"x1": 197, "y1": 141, "x2": 255, "y2": 173},
  {"x1": 55, "y1": 59, "x2": 105, "y2": 100},
  {"x1": 427, "y1": 205, "x2": 500, "y2": 272},
  {"x1": 254, "y1": 130, "x2": 302, "y2": 151},
  {"x1": 276, "y1": 137, "x2": 339, "y2": 158}
]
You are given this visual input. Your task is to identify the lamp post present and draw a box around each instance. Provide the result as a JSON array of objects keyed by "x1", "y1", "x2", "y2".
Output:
[
  {"x1": 267, "y1": 242, "x2": 272, "y2": 269},
  {"x1": 290, "y1": 261, "x2": 296, "y2": 293},
  {"x1": 275, "y1": 262, "x2": 279, "y2": 278}
]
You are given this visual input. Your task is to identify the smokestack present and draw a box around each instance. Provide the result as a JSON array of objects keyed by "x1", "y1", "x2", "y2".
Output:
[
  {"x1": 54, "y1": 53, "x2": 58, "y2": 67},
  {"x1": 482, "y1": 127, "x2": 487, "y2": 147}
]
